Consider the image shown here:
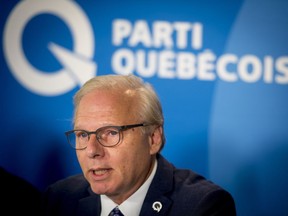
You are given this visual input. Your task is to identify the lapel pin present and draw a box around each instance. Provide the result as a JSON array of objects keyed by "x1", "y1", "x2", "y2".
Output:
[{"x1": 152, "y1": 201, "x2": 162, "y2": 212}]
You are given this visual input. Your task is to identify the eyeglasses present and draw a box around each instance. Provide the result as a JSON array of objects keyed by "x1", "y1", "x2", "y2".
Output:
[{"x1": 65, "y1": 123, "x2": 147, "y2": 150}]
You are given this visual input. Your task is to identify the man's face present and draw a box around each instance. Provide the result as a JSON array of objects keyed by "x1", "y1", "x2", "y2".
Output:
[{"x1": 74, "y1": 89, "x2": 161, "y2": 204}]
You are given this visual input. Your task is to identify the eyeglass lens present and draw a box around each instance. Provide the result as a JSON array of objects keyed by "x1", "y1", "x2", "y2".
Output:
[{"x1": 68, "y1": 126, "x2": 121, "y2": 149}]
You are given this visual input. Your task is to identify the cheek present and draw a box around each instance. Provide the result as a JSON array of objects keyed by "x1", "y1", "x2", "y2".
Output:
[
  {"x1": 113, "y1": 144, "x2": 139, "y2": 167},
  {"x1": 118, "y1": 141, "x2": 151, "y2": 168},
  {"x1": 124, "y1": 140, "x2": 149, "y2": 158},
  {"x1": 115, "y1": 154, "x2": 139, "y2": 180}
]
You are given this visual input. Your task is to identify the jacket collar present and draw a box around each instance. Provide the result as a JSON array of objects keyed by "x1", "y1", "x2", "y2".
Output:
[{"x1": 139, "y1": 154, "x2": 174, "y2": 216}]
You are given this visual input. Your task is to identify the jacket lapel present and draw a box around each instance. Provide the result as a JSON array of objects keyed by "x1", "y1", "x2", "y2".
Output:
[{"x1": 140, "y1": 154, "x2": 175, "y2": 216}]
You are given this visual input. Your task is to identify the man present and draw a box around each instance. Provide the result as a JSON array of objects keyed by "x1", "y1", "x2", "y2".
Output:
[{"x1": 41, "y1": 74, "x2": 236, "y2": 215}]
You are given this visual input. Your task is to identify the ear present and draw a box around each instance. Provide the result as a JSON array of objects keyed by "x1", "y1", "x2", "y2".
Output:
[{"x1": 149, "y1": 126, "x2": 163, "y2": 154}]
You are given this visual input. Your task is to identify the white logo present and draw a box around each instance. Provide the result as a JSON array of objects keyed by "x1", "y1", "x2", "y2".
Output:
[
  {"x1": 3, "y1": 0, "x2": 97, "y2": 96},
  {"x1": 152, "y1": 201, "x2": 162, "y2": 212}
]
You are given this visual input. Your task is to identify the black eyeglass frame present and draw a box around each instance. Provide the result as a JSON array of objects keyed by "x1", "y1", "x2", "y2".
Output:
[{"x1": 65, "y1": 123, "x2": 148, "y2": 149}]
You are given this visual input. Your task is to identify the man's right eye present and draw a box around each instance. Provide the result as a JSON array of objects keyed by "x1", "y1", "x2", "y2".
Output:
[{"x1": 76, "y1": 131, "x2": 88, "y2": 138}]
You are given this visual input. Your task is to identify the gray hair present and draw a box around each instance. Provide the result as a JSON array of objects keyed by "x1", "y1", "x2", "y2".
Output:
[{"x1": 73, "y1": 74, "x2": 166, "y2": 150}]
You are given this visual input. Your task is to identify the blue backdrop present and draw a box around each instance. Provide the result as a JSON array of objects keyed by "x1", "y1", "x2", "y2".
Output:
[{"x1": 1, "y1": 1, "x2": 288, "y2": 215}]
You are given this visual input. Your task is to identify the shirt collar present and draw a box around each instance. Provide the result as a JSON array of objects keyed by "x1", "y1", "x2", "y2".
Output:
[{"x1": 100, "y1": 159, "x2": 158, "y2": 216}]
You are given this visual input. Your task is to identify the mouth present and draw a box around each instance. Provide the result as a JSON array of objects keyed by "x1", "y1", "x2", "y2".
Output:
[
  {"x1": 90, "y1": 168, "x2": 112, "y2": 180},
  {"x1": 93, "y1": 168, "x2": 111, "y2": 176}
]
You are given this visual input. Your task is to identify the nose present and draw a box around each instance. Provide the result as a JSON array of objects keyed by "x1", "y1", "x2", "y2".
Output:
[{"x1": 85, "y1": 134, "x2": 105, "y2": 158}]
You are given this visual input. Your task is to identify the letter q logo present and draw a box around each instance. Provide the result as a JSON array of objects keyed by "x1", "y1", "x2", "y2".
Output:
[{"x1": 3, "y1": 0, "x2": 97, "y2": 96}]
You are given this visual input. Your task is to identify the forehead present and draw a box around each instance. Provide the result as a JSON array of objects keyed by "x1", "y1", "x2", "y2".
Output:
[{"x1": 75, "y1": 89, "x2": 136, "y2": 125}]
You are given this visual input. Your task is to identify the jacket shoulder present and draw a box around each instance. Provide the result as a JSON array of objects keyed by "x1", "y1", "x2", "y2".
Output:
[
  {"x1": 41, "y1": 174, "x2": 91, "y2": 215},
  {"x1": 152, "y1": 155, "x2": 236, "y2": 215}
]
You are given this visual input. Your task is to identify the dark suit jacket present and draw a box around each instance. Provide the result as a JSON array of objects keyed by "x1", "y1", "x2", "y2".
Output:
[{"x1": 41, "y1": 154, "x2": 236, "y2": 216}]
